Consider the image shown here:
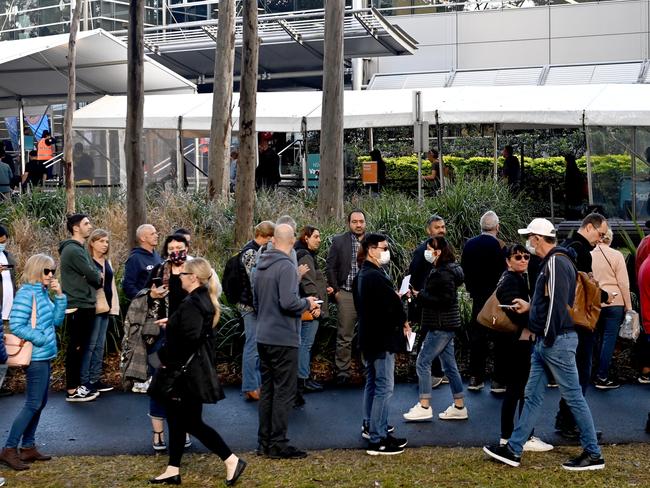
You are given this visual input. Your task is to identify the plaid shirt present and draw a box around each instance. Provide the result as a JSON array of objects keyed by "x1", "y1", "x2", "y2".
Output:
[{"x1": 344, "y1": 232, "x2": 362, "y2": 291}]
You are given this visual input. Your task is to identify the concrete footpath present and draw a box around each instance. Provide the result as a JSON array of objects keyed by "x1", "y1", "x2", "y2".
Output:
[{"x1": 0, "y1": 382, "x2": 648, "y2": 456}]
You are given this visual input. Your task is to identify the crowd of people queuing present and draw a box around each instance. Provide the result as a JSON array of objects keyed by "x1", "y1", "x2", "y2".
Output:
[{"x1": 0, "y1": 204, "x2": 650, "y2": 483}]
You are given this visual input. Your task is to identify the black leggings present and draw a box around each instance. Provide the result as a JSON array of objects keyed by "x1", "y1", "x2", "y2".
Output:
[
  {"x1": 500, "y1": 339, "x2": 533, "y2": 439},
  {"x1": 165, "y1": 398, "x2": 232, "y2": 468}
]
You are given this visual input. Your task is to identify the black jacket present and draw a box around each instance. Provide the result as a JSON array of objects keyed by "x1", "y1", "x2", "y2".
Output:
[
  {"x1": 408, "y1": 239, "x2": 433, "y2": 292},
  {"x1": 158, "y1": 286, "x2": 224, "y2": 403},
  {"x1": 417, "y1": 262, "x2": 464, "y2": 331},
  {"x1": 326, "y1": 231, "x2": 360, "y2": 292},
  {"x1": 495, "y1": 270, "x2": 530, "y2": 332},
  {"x1": 461, "y1": 233, "x2": 505, "y2": 302},
  {"x1": 353, "y1": 261, "x2": 406, "y2": 359}
]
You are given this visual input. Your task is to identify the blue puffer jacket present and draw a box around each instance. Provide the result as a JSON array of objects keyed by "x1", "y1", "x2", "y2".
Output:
[{"x1": 9, "y1": 283, "x2": 67, "y2": 361}]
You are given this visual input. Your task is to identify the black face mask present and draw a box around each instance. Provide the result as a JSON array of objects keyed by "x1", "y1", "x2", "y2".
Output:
[{"x1": 168, "y1": 250, "x2": 187, "y2": 265}]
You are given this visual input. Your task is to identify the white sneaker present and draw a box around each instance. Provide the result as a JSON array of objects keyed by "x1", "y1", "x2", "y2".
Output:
[
  {"x1": 132, "y1": 377, "x2": 152, "y2": 394},
  {"x1": 523, "y1": 436, "x2": 554, "y2": 452},
  {"x1": 438, "y1": 404, "x2": 468, "y2": 420},
  {"x1": 403, "y1": 402, "x2": 433, "y2": 421}
]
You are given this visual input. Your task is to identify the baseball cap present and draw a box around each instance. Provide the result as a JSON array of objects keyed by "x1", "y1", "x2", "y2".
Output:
[{"x1": 517, "y1": 218, "x2": 556, "y2": 238}]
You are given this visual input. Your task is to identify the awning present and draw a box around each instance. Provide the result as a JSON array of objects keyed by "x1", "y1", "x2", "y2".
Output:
[
  {"x1": 73, "y1": 84, "x2": 650, "y2": 132},
  {"x1": 0, "y1": 29, "x2": 196, "y2": 109}
]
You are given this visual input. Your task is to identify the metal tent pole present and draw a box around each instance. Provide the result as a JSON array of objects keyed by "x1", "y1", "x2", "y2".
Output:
[
  {"x1": 493, "y1": 123, "x2": 498, "y2": 181},
  {"x1": 436, "y1": 111, "x2": 444, "y2": 193},
  {"x1": 19, "y1": 99, "x2": 26, "y2": 175},
  {"x1": 584, "y1": 120, "x2": 594, "y2": 205}
]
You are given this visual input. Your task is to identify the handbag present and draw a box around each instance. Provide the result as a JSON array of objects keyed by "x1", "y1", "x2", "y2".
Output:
[
  {"x1": 95, "y1": 288, "x2": 110, "y2": 314},
  {"x1": 147, "y1": 351, "x2": 197, "y2": 401},
  {"x1": 477, "y1": 292, "x2": 518, "y2": 334},
  {"x1": 5, "y1": 295, "x2": 36, "y2": 367},
  {"x1": 301, "y1": 309, "x2": 314, "y2": 321},
  {"x1": 619, "y1": 310, "x2": 640, "y2": 341}
]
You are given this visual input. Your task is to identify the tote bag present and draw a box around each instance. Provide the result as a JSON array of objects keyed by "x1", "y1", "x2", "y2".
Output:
[{"x1": 5, "y1": 296, "x2": 36, "y2": 367}]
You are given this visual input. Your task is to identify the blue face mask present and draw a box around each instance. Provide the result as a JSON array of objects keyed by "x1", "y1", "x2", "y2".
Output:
[{"x1": 0, "y1": 243, "x2": 6, "y2": 253}]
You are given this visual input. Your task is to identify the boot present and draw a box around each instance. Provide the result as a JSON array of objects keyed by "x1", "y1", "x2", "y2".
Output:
[
  {"x1": 20, "y1": 446, "x2": 52, "y2": 462},
  {"x1": 0, "y1": 447, "x2": 29, "y2": 471}
]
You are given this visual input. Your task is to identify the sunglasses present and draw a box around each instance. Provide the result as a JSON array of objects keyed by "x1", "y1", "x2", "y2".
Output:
[
  {"x1": 511, "y1": 254, "x2": 530, "y2": 262},
  {"x1": 43, "y1": 268, "x2": 57, "y2": 275}
]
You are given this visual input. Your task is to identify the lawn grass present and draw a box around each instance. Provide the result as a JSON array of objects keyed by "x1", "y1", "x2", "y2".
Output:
[{"x1": 5, "y1": 444, "x2": 649, "y2": 487}]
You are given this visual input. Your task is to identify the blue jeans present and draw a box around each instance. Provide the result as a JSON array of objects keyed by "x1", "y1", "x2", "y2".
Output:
[
  {"x1": 596, "y1": 306, "x2": 624, "y2": 380},
  {"x1": 80, "y1": 314, "x2": 110, "y2": 385},
  {"x1": 298, "y1": 320, "x2": 319, "y2": 380},
  {"x1": 416, "y1": 330, "x2": 464, "y2": 400},
  {"x1": 509, "y1": 332, "x2": 601, "y2": 458},
  {"x1": 241, "y1": 312, "x2": 261, "y2": 392},
  {"x1": 5, "y1": 360, "x2": 50, "y2": 448},
  {"x1": 362, "y1": 352, "x2": 395, "y2": 444}
]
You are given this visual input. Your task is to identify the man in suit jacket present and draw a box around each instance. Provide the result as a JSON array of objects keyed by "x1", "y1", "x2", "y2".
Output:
[{"x1": 326, "y1": 210, "x2": 367, "y2": 383}]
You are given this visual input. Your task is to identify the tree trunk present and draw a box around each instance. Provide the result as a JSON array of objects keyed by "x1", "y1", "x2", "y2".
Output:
[
  {"x1": 125, "y1": 0, "x2": 147, "y2": 248},
  {"x1": 234, "y1": 0, "x2": 258, "y2": 246},
  {"x1": 208, "y1": 0, "x2": 236, "y2": 200},
  {"x1": 63, "y1": 0, "x2": 84, "y2": 214},
  {"x1": 318, "y1": 0, "x2": 344, "y2": 221}
]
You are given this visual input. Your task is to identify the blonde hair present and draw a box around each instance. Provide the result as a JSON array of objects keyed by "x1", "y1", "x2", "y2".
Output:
[
  {"x1": 22, "y1": 253, "x2": 55, "y2": 284},
  {"x1": 87, "y1": 229, "x2": 110, "y2": 257},
  {"x1": 184, "y1": 257, "x2": 221, "y2": 327}
]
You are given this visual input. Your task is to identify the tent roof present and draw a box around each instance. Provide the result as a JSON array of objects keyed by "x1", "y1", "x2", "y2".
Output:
[
  {"x1": 0, "y1": 29, "x2": 195, "y2": 109},
  {"x1": 72, "y1": 84, "x2": 650, "y2": 131}
]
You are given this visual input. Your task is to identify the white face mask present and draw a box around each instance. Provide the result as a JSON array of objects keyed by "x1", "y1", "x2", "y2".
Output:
[
  {"x1": 424, "y1": 249, "x2": 434, "y2": 263},
  {"x1": 379, "y1": 250, "x2": 391, "y2": 265},
  {"x1": 525, "y1": 238, "x2": 537, "y2": 255}
]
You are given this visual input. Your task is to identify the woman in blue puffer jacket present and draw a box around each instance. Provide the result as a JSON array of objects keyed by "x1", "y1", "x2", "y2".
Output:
[{"x1": 0, "y1": 254, "x2": 66, "y2": 471}]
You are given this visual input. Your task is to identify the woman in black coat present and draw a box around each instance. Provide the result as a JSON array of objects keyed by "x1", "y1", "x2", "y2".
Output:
[
  {"x1": 149, "y1": 258, "x2": 246, "y2": 486},
  {"x1": 495, "y1": 244, "x2": 552, "y2": 452}
]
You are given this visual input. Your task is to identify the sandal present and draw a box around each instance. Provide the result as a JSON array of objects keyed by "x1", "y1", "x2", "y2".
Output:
[{"x1": 152, "y1": 431, "x2": 166, "y2": 452}]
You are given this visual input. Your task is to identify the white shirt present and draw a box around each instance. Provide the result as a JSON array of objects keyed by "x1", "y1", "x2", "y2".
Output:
[{"x1": 0, "y1": 252, "x2": 14, "y2": 320}]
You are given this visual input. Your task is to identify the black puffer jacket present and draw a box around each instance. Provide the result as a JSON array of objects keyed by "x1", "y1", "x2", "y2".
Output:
[{"x1": 417, "y1": 262, "x2": 464, "y2": 331}]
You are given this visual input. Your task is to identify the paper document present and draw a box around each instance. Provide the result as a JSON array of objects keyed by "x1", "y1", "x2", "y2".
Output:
[
  {"x1": 399, "y1": 275, "x2": 411, "y2": 296},
  {"x1": 406, "y1": 331, "x2": 417, "y2": 352}
]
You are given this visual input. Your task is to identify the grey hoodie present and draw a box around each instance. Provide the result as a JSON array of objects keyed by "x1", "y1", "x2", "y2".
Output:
[{"x1": 254, "y1": 249, "x2": 309, "y2": 348}]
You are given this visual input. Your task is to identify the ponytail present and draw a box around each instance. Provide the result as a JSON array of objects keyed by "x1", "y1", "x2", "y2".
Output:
[{"x1": 207, "y1": 269, "x2": 221, "y2": 327}]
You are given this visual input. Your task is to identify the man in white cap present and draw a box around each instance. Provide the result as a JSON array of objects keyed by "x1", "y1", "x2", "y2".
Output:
[{"x1": 483, "y1": 218, "x2": 604, "y2": 471}]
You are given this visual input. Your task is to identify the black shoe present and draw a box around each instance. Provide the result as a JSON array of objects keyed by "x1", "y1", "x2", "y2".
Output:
[
  {"x1": 559, "y1": 427, "x2": 603, "y2": 441},
  {"x1": 90, "y1": 381, "x2": 114, "y2": 393},
  {"x1": 562, "y1": 451, "x2": 605, "y2": 471},
  {"x1": 225, "y1": 458, "x2": 247, "y2": 486},
  {"x1": 293, "y1": 391, "x2": 306, "y2": 408},
  {"x1": 334, "y1": 375, "x2": 353, "y2": 387},
  {"x1": 267, "y1": 445, "x2": 308, "y2": 459},
  {"x1": 255, "y1": 444, "x2": 268, "y2": 456},
  {"x1": 645, "y1": 413, "x2": 650, "y2": 434},
  {"x1": 483, "y1": 443, "x2": 521, "y2": 467},
  {"x1": 149, "y1": 474, "x2": 181, "y2": 485},
  {"x1": 0, "y1": 388, "x2": 13, "y2": 398},
  {"x1": 386, "y1": 434, "x2": 408, "y2": 448},
  {"x1": 366, "y1": 438, "x2": 404, "y2": 456},
  {"x1": 594, "y1": 378, "x2": 620, "y2": 390},
  {"x1": 361, "y1": 421, "x2": 395, "y2": 440},
  {"x1": 468, "y1": 377, "x2": 484, "y2": 391},
  {"x1": 303, "y1": 378, "x2": 323, "y2": 393},
  {"x1": 490, "y1": 381, "x2": 506, "y2": 394}
]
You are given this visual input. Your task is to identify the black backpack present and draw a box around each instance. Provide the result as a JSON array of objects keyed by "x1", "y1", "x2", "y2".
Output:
[{"x1": 222, "y1": 251, "x2": 245, "y2": 304}]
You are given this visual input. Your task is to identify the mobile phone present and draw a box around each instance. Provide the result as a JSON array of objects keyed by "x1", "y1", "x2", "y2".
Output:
[
  {"x1": 498, "y1": 304, "x2": 516, "y2": 309},
  {"x1": 1, "y1": 264, "x2": 14, "y2": 269},
  {"x1": 314, "y1": 300, "x2": 324, "y2": 304}
]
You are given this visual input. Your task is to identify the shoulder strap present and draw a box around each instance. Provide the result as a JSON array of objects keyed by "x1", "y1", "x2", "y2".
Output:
[{"x1": 597, "y1": 245, "x2": 617, "y2": 278}]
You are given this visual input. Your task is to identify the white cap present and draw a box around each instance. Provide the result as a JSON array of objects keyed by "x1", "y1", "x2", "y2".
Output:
[{"x1": 517, "y1": 218, "x2": 556, "y2": 238}]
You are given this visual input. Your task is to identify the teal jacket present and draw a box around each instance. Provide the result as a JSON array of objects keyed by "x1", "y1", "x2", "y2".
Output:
[
  {"x1": 9, "y1": 283, "x2": 67, "y2": 361},
  {"x1": 59, "y1": 239, "x2": 102, "y2": 309}
]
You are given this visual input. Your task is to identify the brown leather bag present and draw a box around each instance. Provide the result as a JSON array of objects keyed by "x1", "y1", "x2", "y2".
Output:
[
  {"x1": 477, "y1": 292, "x2": 518, "y2": 334},
  {"x1": 5, "y1": 295, "x2": 36, "y2": 367}
]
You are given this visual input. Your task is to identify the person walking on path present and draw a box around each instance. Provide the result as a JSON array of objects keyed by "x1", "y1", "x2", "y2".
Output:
[
  {"x1": 403, "y1": 236, "x2": 467, "y2": 423},
  {"x1": 0, "y1": 254, "x2": 66, "y2": 471},
  {"x1": 483, "y1": 218, "x2": 605, "y2": 471},
  {"x1": 122, "y1": 224, "x2": 161, "y2": 301},
  {"x1": 254, "y1": 224, "x2": 319, "y2": 459},
  {"x1": 461, "y1": 211, "x2": 507, "y2": 392},
  {"x1": 80, "y1": 229, "x2": 119, "y2": 394},
  {"x1": 295, "y1": 225, "x2": 330, "y2": 395},
  {"x1": 59, "y1": 214, "x2": 102, "y2": 402},
  {"x1": 326, "y1": 210, "x2": 367, "y2": 384},
  {"x1": 354, "y1": 234, "x2": 410, "y2": 456},
  {"x1": 149, "y1": 258, "x2": 246, "y2": 486},
  {"x1": 591, "y1": 228, "x2": 633, "y2": 389},
  {"x1": 0, "y1": 225, "x2": 17, "y2": 397},
  {"x1": 238, "y1": 221, "x2": 275, "y2": 402}
]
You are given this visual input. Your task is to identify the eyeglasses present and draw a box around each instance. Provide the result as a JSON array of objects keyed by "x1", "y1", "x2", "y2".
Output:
[
  {"x1": 375, "y1": 246, "x2": 389, "y2": 251},
  {"x1": 511, "y1": 254, "x2": 530, "y2": 262},
  {"x1": 43, "y1": 268, "x2": 56, "y2": 275}
]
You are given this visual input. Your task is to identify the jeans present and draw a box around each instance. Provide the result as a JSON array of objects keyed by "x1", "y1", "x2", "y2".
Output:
[
  {"x1": 65, "y1": 308, "x2": 96, "y2": 390},
  {"x1": 298, "y1": 320, "x2": 319, "y2": 380},
  {"x1": 362, "y1": 352, "x2": 395, "y2": 444},
  {"x1": 335, "y1": 290, "x2": 357, "y2": 378},
  {"x1": 508, "y1": 332, "x2": 601, "y2": 458},
  {"x1": 596, "y1": 306, "x2": 624, "y2": 380},
  {"x1": 257, "y1": 343, "x2": 298, "y2": 451},
  {"x1": 0, "y1": 363, "x2": 7, "y2": 389},
  {"x1": 80, "y1": 314, "x2": 110, "y2": 385},
  {"x1": 5, "y1": 360, "x2": 50, "y2": 448},
  {"x1": 416, "y1": 330, "x2": 464, "y2": 400},
  {"x1": 241, "y1": 312, "x2": 261, "y2": 392}
]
